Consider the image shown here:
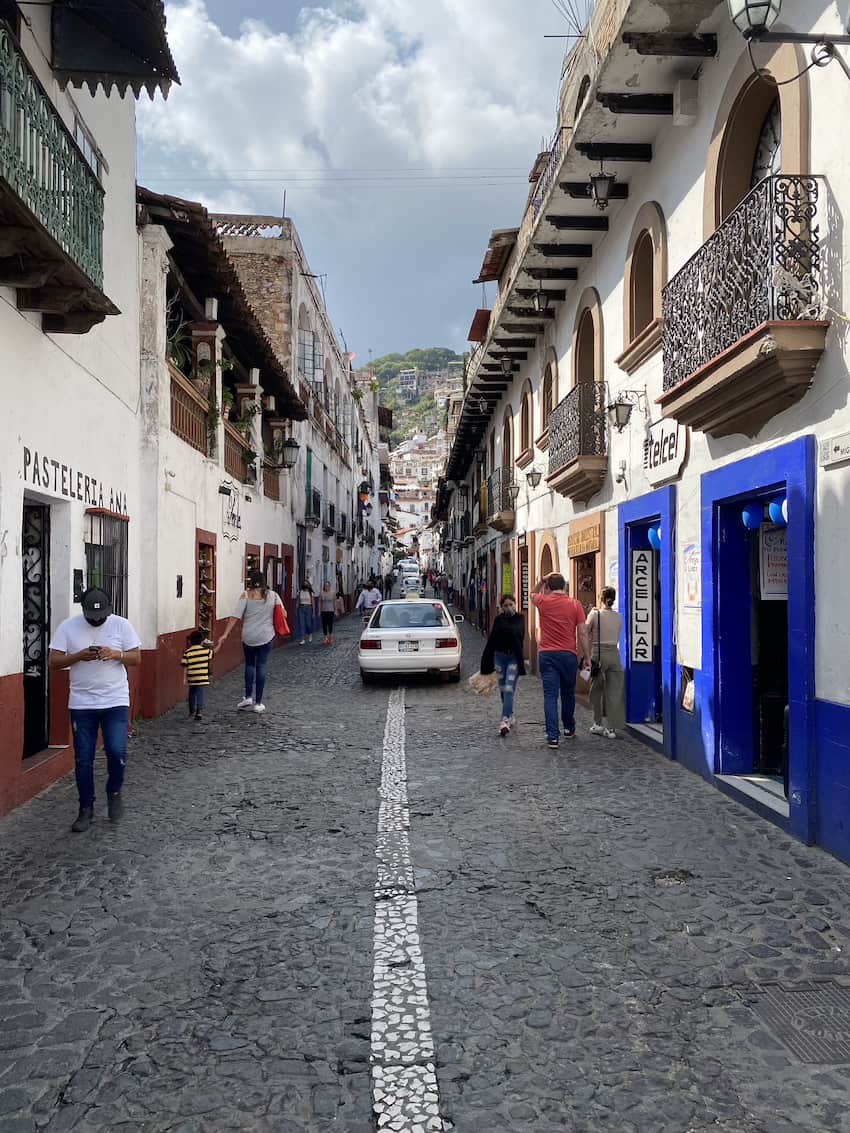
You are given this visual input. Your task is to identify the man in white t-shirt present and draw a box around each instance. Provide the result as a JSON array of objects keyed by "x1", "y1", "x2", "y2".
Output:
[{"x1": 49, "y1": 588, "x2": 142, "y2": 832}]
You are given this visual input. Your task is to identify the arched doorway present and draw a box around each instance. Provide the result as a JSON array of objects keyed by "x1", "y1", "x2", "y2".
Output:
[{"x1": 540, "y1": 544, "x2": 553, "y2": 578}]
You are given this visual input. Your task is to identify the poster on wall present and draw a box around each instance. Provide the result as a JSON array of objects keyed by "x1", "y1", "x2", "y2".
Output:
[
  {"x1": 520, "y1": 560, "x2": 529, "y2": 611},
  {"x1": 607, "y1": 559, "x2": 618, "y2": 588},
  {"x1": 630, "y1": 549, "x2": 655, "y2": 663},
  {"x1": 501, "y1": 562, "x2": 512, "y2": 598},
  {"x1": 760, "y1": 524, "x2": 788, "y2": 600},
  {"x1": 683, "y1": 543, "x2": 701, "y2": 609}
]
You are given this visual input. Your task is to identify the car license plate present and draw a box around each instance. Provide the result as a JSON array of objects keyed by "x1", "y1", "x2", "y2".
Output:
[{"x1": 398, "y1": 641, "x2": 419, "y2": 652}]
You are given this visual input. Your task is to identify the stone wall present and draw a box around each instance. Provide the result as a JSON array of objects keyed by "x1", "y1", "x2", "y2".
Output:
[{"x1": 222, "y1": 237, "x2": 293, "y2": 366}]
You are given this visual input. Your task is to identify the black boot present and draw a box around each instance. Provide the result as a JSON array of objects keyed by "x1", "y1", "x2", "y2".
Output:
[
  {"x1": 107, "y1": 793, "x2": 124, "y2": 823},
  {"x1": 71, "y1": 807, "x2": 93, "y2": 833}
]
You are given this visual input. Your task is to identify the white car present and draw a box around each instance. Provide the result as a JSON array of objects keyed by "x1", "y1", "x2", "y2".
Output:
[
  {"x1": 400, "y1": 575, "x2": 421, "y2": 597},
  {"x1": 359, "y1": 597, "x2": 463, "y2": 683}
]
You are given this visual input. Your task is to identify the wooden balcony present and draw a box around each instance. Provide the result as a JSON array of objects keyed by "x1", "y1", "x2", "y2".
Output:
[
  {"x1": 547, "y1": 382, "x2": 607, "y2": 503},
  {"x1": 223, "y1": 422, "x2": 251, "y2": 482},
  {"x1": 486, "y1": 467, "x2": 517, "y2": 534},
  {"x1": 263, "y1": 464, "x2": 280, "y2": 501},
  {"x1": 169, "y1": 364, "x2": 208, "y2": 456},
  {"x1": 660, "y1": 175, "x2": 827, "y2": 438},
  {"x1": 0, "y1": 22, "x2": 118, "y2": 333}
]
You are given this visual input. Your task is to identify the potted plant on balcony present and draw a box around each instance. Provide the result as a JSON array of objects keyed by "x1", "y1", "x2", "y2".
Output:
[{"x1": 221, "y1": 386, "x2": 235, "y2": 421}]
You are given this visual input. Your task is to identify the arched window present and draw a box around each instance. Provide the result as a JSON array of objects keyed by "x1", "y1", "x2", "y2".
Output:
[
  {"x1": 297, "y1": 305, "x2": 314, "y2": 382},
  {"x1": 540, "y1": 544, "x2": 553, "y2": 579},
  {"x1": 502, "y1": 409, "x2": 513, "y2": 470},
  {"x1": 704, "y1": 44, "x2": 808, "y2": 238},
  {"x1": 540, "y1": 350, "x2": 559, "y2": 441},
  {"x1": 575, "y1": 310, "x2": 596, "y2": 384},
  {"x1": 572, "y1": 288, "x2": 603, "y2": 388},
  {"x1": 631, "y1": 231, "x2": 655, "y2": 339},
  {"x1": 518, "y1": 383, "x2": 533, "y2": 461},
  {"x1": 575, "y1": 75, "x2": 591, "y2": 122},
  {"x1": 618, "y1": 202, "x2": 668, "y2": 374}
]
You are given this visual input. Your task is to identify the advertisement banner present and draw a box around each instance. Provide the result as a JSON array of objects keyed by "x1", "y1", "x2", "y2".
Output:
[{"x1": 631, "y1": 549, "x2": 655, "y2": 663}]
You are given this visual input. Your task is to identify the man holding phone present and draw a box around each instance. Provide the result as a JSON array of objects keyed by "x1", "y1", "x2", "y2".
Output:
[{"x1": 49, "y1": 588, "x2": 142, "y2": 832}]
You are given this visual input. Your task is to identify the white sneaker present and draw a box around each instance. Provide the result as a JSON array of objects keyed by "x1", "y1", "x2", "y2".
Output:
[
  {"x1": 499, "y1": 718, "x2": 510, "y2": 737},
  {"x1": 237, "y1": 697, "x2": 254, "y2": 709},
  {"x1": 307, "y1": 635, "x2": 313, "y2": 643},
  {"x1": 254, "y1": 703, "x2": 266, "y2": 714},
  {"x1": 590, "y1": 724, "x2": 605, "y2": 736},
  {"x1": 604, "y1": 728, "x2": 617, "y2": 739}
]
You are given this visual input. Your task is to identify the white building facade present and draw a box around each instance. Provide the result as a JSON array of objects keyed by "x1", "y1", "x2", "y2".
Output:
[
  {"x1": 1, "y1": 2, "x2": 178, "y2": 813},
  {"x1": 437, "y1": 0, "x2": 850, "y2": 862}
]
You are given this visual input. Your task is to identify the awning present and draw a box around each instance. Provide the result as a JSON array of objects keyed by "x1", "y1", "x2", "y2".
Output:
[
  {"x1": 473, "y1": 228, "x2": 519, "y2": 284},
  {"x1": 53, "y1": 0, "x2": 180, "y2": 98},
  {"x1": 137, "y1": 187, "x2": 306, "y2": 420},
  {"x1": 468, "y1": 308, "x2": 491, "y2": 343}
]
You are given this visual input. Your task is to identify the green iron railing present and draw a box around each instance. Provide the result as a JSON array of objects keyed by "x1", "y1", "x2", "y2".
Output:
[{"x1": 0, "y1": 22, "x2": 104, "y2": 287}]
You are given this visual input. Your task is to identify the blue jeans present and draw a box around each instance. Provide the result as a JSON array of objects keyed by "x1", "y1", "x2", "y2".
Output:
[
  {"x1": 188, "y1": 686, "x2": 206, "y2": 714},
  {"x1": 539, "y1": 651, "x2": 579, "y2": 741},
  {"x1": 494, "y1": 651, "x2": 519, "y2": 718},
  {"x1": 243, "y1": 640, "x2": 273, "y2": 703},
  {"x1": 295, "y1": 605, "x2": 313, "y2": 640},
  {"x1": 70, "y1": 706, "x2": 129, "y2": 809}
]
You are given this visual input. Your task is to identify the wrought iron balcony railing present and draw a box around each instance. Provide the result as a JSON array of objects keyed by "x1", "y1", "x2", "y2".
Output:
[
  {"x1": 662, "y1": 175, "x2": 822, "y2": 392},
  {"x1": 0, "y1": 21, "x2": 105, "y2": 287},
  {"x1": 547, "y1": 382, "x2": 607, "y2": 477},
  {"x1": 486, "y1": 467, "x2": 518, "y2": 516},
  {"x1": 305, "y1": 488, "x2": 321, "y2": 527}
]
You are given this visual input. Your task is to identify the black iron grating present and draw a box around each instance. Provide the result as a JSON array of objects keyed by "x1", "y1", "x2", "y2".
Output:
[{"x1": 750, "y1": 981, "x2": 850, "y2": 1064}]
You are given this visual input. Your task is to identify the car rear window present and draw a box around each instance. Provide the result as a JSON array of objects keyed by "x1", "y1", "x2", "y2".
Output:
[{"x1": 371, "y1": 603, "x2": 449, "y2": 629}]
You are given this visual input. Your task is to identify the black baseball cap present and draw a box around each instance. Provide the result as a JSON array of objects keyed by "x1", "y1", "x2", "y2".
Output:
[{"x1": 81, "y1": 588, "x2": 112, "y2": 618}]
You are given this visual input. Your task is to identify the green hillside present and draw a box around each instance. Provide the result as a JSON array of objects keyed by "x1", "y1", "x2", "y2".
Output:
[{"x1": 360, "y1": 347, "x2": 464, "y2": 447}]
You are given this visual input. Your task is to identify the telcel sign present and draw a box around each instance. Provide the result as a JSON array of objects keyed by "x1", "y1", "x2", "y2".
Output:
[{"x1": 644, "y1": 419, "x2": 688, "y2": 487}]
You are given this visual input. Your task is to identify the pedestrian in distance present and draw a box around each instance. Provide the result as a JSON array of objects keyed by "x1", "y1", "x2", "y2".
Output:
[
  {"x1": 480, "y1": 593, "x2": 526, "y2": 737},
  {"x1": 48, "y1": 587, "x2": 142, "y2": 833},
  {"x1": 320, "y1": 580, "x2": 337, "y2": 645},
  {"x1": 357, "y1": 578, "x2": 383, "y2": 623},
  {"x1": 217, "y1": 570, "x2": 284, "y2": 713},
  {"x1": 447, "y1": 574, "x2": 454, "y2": 604},
  {"x1": 532, "y1": 572, "x2": 590, "y2": 749},
  {"x1": 181, "y1": 629, "x2": 213, "y2": 721},
  {"x1": 586, "y1": 587, "x2": 626, "y2": 739},
  {"x1": 294, "y1": 578, "x2": 315, "y2": 644}
]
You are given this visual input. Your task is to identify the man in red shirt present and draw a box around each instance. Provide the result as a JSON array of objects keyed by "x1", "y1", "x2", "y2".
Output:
[{"x1": 532, "y1": 572, "x2": 590, "y2": 748}]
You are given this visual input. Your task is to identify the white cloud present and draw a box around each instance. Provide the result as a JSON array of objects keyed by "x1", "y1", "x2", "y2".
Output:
[{"x1": 138, "y1": 0, "x2": 570, "y2": 354}]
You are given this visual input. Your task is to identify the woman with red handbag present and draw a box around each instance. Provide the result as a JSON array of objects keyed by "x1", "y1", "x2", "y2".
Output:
[{"x1": 217, "y1": 570, "x2": 285, "y2": 714}]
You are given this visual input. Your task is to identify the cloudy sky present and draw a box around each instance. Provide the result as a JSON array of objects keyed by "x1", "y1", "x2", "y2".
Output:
[{"x1": 138, "y1": 1, "x2": 595, "y2": 360}]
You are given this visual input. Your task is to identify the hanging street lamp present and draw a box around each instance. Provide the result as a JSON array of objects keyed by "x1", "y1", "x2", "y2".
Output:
[
  {"x1": 589, "y1": 162, "x2": 617, "y2": 210},
  {"x1": 499, "y1": 355, "x2": 514, "y2": 376},
  {"x1": 532, "y1": 289, "x2": 550, "y2": 314}
]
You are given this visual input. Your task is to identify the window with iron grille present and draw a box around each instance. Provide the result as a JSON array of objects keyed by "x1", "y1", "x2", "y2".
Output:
[
  {"x1": 85, "y1": 512, "x2": 129, "y2": 617},
  {"x1": 297, "y1": 328, "x2": 314, "y2": 381}
]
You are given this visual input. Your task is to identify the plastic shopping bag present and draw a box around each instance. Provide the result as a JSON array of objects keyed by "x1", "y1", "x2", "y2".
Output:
[{"x1": 468, "y1": 671, "x2": 499, "y2": 696}]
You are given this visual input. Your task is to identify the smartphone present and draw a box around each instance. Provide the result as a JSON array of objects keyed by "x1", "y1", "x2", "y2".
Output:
[{"x1": 88, "y1": 645, "x2": 102, "y2": 657}]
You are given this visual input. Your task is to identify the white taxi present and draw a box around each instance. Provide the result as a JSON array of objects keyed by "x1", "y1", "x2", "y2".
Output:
[{"x1": 359, "y1": 597, "x2": 463, "y2": 683}]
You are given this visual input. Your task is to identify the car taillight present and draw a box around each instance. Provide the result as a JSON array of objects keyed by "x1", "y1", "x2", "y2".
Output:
[
  {"x1": 436, "y1": 638, "x2": 458, "y2": 649},
  {"x1": 360, "y1": 639, "x2": 382, "y2": 650}
]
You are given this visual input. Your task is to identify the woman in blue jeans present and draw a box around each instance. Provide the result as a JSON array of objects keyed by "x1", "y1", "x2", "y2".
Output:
[
  {"x1": 479, "y1": 593, "x2": 526, "y2": 737},
  {"x1": 217, "y1": 571, "x2": 283, "y2": 714}
]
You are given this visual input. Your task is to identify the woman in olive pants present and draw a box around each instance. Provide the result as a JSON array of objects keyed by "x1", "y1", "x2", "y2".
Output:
[{"x1": 586, "y1": 587, "x2": 626, "y2": 739}]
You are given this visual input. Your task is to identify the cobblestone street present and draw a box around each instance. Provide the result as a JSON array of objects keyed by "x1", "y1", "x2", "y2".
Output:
[{"x1": 3, "y1": 615, "x2": 850, "y2": 1132}]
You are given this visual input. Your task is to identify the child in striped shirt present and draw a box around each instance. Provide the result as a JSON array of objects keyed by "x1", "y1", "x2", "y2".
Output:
[{"x1": 181, "y1": 629, "x2": 213, "y2": 721}]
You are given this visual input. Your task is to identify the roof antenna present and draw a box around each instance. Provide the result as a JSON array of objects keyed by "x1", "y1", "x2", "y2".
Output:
[{"x1": 282, "y1": 190, "x2": 286, "y2": 219}]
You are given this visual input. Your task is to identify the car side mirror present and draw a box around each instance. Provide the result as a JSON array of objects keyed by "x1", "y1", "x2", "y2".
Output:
[{"x1": 454, "y1": 614, "x2": 464, "y2": 623}]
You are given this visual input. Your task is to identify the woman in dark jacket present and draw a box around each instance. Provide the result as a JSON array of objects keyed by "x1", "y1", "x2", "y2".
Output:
[{"x1": 480, "y1": 593, "x2": 526, "y2": 737}]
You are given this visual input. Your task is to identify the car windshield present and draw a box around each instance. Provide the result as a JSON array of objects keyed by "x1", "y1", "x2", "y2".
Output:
[{"x1": 371, "y1": 603, "x2": 449, "y2": 629}]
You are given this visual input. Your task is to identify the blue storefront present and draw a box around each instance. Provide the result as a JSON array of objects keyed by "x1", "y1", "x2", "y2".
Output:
[{"x1": 621, "y1": 435, "x2": 850, "y2": 866}]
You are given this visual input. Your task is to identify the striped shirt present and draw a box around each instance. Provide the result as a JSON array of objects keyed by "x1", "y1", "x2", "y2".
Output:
[{"x1": 181, "y1": 644, "x2": 213, "y2": 686}]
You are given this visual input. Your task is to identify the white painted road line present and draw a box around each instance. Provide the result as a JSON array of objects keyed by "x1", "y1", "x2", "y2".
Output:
[{"x1": 371, "y1": 688, "x2": 444, "y2": 1132}]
